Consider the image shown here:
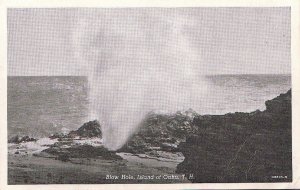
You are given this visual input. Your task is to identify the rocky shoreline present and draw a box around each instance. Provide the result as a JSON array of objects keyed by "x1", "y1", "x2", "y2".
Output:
[
  {"x1": 118, "y1": 109, "x2": 198, "y2": 156},
  {"x1": 9, "y1": 120, "x2": 123, "y2": 162},
  {"x1": 177, "y1": 89, "x2": 292, "y2": 182},
  {"x1": 8, "y1": 89, "x2": 292, "y2": 183},
  {"x1": 116, "y1": 89, "x2": 292, "y2": 182}
]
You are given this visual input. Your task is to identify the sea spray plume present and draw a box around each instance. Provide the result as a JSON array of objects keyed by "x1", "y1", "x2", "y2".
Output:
[{"x1": 72, "y1": 10, "x2": 209, "y2": 150}]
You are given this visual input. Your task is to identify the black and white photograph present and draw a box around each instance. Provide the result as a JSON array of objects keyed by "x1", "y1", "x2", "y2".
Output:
[{"x1": 3, "y1": 5, "x2": 296, "y2": 186}]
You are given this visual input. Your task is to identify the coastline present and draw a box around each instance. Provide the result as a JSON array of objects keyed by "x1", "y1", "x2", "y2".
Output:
[{"x1": 7, "y1": 89, "x2": 292, "y2": 184}]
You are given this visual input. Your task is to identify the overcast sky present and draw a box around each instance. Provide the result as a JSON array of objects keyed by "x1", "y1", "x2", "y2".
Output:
[{"x1": 8, "y1": 8, "x2": 291, "y2": 76}]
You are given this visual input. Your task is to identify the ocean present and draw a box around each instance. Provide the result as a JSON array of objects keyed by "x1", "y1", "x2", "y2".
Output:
[{"x1": 7, "y1": 75, "x2": 291, "y2": 138}]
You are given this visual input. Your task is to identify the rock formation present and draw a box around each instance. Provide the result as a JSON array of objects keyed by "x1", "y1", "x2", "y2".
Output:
[
  {"x1": 8, "y1": 135, "x2": 37, "y2": 144},
  {"x1": 38, "y1": 120, "x2": 121, "y2": 161},
  {"x1": 118, "y1": 110, "x2": 198, "y2": 154},
  {"x1": 69, "y1": 120, "x2": 102, "y2": 138},
  {"x1": 176, "y1": 89, "x2": 292, "y2": 182},
  {"x1": 41, "y1": 144, "x2": 122, "y2": 162},
  {"x1": 49, "y1": 120, "x2": 102, "y2": 140}
]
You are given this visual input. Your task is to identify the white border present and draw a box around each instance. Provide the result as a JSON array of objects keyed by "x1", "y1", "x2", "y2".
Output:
[{"x1": 0, "y1": 0, "x2": 299, "y2": 189}]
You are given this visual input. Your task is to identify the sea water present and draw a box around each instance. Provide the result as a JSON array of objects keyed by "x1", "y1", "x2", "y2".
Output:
[{"x1": 7, "y1": 74, "x2": 291, "y2": 138}]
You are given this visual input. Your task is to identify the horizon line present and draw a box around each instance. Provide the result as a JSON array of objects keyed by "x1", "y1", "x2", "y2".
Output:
[{"x1": 7, "y1": 73, "x2": 292, "y2": 77}]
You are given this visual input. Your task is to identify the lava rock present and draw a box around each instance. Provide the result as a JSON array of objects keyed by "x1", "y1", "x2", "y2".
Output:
[
  {"x1": 8, "y1": 135, "x2": 37, "y2": 144},
  {"x1": 68, "y1": 120, "x2": 102, "y2": 138},
  {"x1": 176, "y1": 89, "x2": 292, "y2": 183},
  {"x1": 118, "y1": 110, "x2": 198, "y2": 154},
  {"x1": 49, "y1": 132, "x2": 69, "y2": 139},
  {"x1": 42, "y1": 144, "x2": 122, "y2": 161},
  {"x1": 265, "y1": 89, "x2": 291, "y2": 114}
]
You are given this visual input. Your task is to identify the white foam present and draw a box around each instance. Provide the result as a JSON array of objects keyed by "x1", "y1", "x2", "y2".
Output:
[
  {"x1": 73, "y1": 138, "x2": 103, "y2": 147},
  {"x1": 8, "y1": 138, "x2": 58, "y2": 155}
]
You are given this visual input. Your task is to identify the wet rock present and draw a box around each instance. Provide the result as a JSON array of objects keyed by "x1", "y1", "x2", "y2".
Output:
[
  {"x1": 265, "y1": 89, "x2": 291, "y2": 114},
  {"x1": 161, "y1": 143, "x2": 179, "y2": 152},
  {"x1": 41, "y1": 144, "x2": 122, "y2": 161},
  {"x1": 8, "y1": 135, "x2": 23, "y2": 144},
  {"x1": 49, "y1": 132, "x2": 68, "y2": 139},
  {"x1": 68, "y1": 120, "x2": 102, "y2": 138},
  {"x1": 176, "y1": 89, "x2": 292, "y2": 183},
  {"x1": 49, "y1": 120, "x2": 102, "y2": 140},
  {"x1": 57, "y1": 154, "x2": 70, "y2": 162},
  {"x1": 119, "y1": 111, "x2": 198, "y2": 154},
  {"x1": 8, "y1": 135, "x2": 37, "y2": 144}
]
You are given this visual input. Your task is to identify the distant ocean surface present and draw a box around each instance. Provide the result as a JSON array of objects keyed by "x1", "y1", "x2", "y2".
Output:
[{"x1": 8, "y1": 75, "x2": 291, "y2": 138}]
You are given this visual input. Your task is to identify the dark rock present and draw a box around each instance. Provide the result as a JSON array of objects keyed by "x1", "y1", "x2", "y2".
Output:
[
  {"x1": 161, "y1": 143, "x2": 179, "y2": 152},
  {"x1": 41, "y1": 144, "x2": 122, "y2": 161},
  {"x1": 176, "y1": 89, "x2": 292, "y2": 183},
  {"x1": 68, "y1": 120, "x2": 102, "y2": 138},
  {"x1": 20, "y1": 136, "x2": 37, "y2": 143},
  {"x1": 265, "y1": 89, "x2": 291, "y2": 114},
  {"x1": 49, "y1": 132, "x2": 69, "y2": 139},
  {"x1": 57, "y1": 154, "x2": 70, "y2": 162},
  {"x1": 48, "y1": 120, "x2": 102, "y2": 140},
  {"x1": 8, "y1": 135, "x2": 37, "y2": 144},
  {"x1": 118, "y1": 111, "x2": 197, "y2": 154},
  {"x1": 8, "y1": 135, "x2": 22, "y2": 144}
]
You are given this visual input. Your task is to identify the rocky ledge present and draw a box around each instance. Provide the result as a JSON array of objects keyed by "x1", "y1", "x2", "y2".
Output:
[
  {"x1": 39, "y1": 120, "x2": 123, "y2": 161},
  {"x1": 49, "y1": 120, "x2": 102, "y2": 140},
  {"x1": 8, "y1": 135, "x2": 37, "y2": 144},
  {"x1": 118, "y1": 109, "x2": 198, "y2": 155},
  {"x1": 176, "y1": 89, "x2": 292, "y2": 182},
  {"x1": 39, "y1": 144, "x2": 122, "y2": 162},
  {"x1": 6, "y1": 120, "x2": 121, "y2": 162}
]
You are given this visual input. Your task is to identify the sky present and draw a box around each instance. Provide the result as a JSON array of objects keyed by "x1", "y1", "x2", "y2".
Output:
[{"x1": 8, "y1": 7, "x2": 291, "y2": 76}]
